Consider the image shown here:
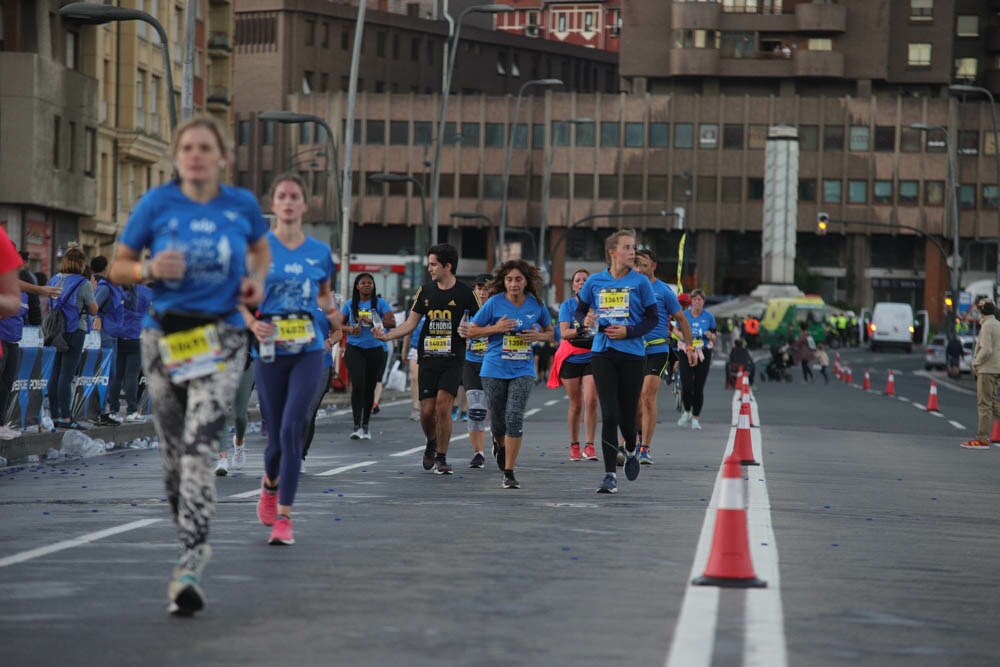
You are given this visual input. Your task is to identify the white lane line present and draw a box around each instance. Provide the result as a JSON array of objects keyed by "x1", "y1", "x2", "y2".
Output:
[
  {"x1": 931, "y1": 411, "x2": 944, "y2": 418},
  {"x1": 948, "y1": 420, "x2": 965, "y2": 430},
  {"x1": 545, "y1": 399, "x2": 559, "y2": 406},
  {"x1": 316, "y1": 460, "x2": 378, "y2": 477},
  {"x1": 390, "y1": 446, "x2": 426, "y2": 458},
  {"x1": 912, "y1": 402, "x2": 926, "y2": 410},
  {"x1": 524, "y1": 408, "x2": 541, "y2": 418},
  {"x1": 0, "y1": 519, "x2": 162, "y2": 568}
]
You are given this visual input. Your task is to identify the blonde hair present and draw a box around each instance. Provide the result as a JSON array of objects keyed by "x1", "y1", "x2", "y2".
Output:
[
  {"x1": 170, "y1": 114, "x2": 229, "y2": 161},
  {"x1": 604, "y1": 229, "x2": 636, "y2": 262}
]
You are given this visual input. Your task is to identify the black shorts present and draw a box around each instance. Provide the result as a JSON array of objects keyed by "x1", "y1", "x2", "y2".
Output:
[
  {"x1": 644, "y1": 352, "x2": 670, "y2": 377},
  {"x1": 418, "y1": 361, "x2": 463, "y2": 400},
  {"x1": 463, "y1": 360, "x2": 483, "y2": 391},
  {"x1": 559, "y1": 360, "x2": 593, "y2": 380}
]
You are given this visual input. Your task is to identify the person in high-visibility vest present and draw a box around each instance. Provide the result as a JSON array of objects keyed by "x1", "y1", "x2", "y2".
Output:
[{"x1": 743, "y1": 316, "x2": 760, "y2": 349}]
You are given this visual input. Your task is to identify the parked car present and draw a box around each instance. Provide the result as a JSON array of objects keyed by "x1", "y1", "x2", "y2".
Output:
[{"x1": 925, "y1": 333, "x2": 975, "y2": 373}]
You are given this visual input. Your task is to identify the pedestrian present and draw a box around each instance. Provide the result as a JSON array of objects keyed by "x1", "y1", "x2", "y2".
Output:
[
  {"x1": 551, "y1": 268, "x2": 599, "y2": 462},
  {"x1": 794, "y1": 323, "x2": 814, "y2": 383},
  {"x1": 246, "y1": 173, "x2": 338, "y2": 545},
  {"x1": 341, "y1": 274, "x2": 396, "y2": 440},
  {"x1": 108, "y1": 113, "x2": 270, "y2": 615},
  {"x1": 677, "y1": 289, "x2": 716, "y2": 430},
  {"x1": 92, "y1": 256, "x2": 125, "y2": 425},
  {"x1": 814, "y1": 342, "x2": 829, "y2": 384},
  {"x1": 463, "y1": 273, "x2": 493, "y2": 468},
  {"x1": 107, "y1": 282, "x2": 152, "y2": 423},
  {"x1": 467, "y1": 259, "x2": 553, "y2": 489},
  {"x1": 379, "y1": 244, "x2": 479, "y2": 475},
  {"x1": 728, "y1": 338, "x2": 755, "y2": 386},
  {"x1": 574, "y1": 230, "x2": 665, "y2": 494},
  {"x1": 964, "y1": 298, "x2": 1000, "y2": 450},
  {"x1": 17, "y1": 250, "x2": 41, "y2": 325}
]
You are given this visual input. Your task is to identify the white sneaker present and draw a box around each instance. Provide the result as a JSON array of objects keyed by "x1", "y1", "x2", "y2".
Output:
[
  {"x1": 232, "y1": 441, "x2": 246, "y2": 469},
  {"x1": 360, "y1": 426, "x2": 372, "y2": 440},
  {"x1": 125, "y1": 412, "x2": 144, "y2": 423},
  {"x1": 408, "y1": 408, "x2": 420, "y2": 422},
  {"x1": 214, "y1": 456, "x2": 229, "y2": 477},
  {"x1": 300, "y1": 459, "x2": 307, "y2": 474},
  {"x1": 0, "y1": 425, "x2": 19, "y2": 440},
  {"x1": 691, "y1": 418, "x2": 702, "y2": 430},
  {"x1": 677, "y1": 411, "x2": 692, "y2": 427},
  {"x1": 350, "y1": 427, "x2": 364, "y2": 440}
]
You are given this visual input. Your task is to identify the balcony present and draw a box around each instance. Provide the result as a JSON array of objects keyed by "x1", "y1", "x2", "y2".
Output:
[
  {"x1": 207, "y1": 86, "x2": 230, "y2": 111},
  {"x1": 671, "y1": 1, "x2": 721, "y2": 30},
  {"x1": 719, "y1": 51, "x2": 793, "y2": 78},
  {"x1": 208, "y1": 32, "x2": 231, "y2": 56},
  {"x1": 669, "y1": 48, "x2": 720, "y2": 77},
  {"x1": 793, "y1": 50, "x2": 845, "y2": 78},
  {"x1": 795, "y1": 2, "x2": 847, "y2": 33}
]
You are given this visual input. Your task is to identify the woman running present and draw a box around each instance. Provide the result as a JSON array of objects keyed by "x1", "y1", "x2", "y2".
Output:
[
  {"x1": 551, "y1": 269, "x2": 598, "y2": 462},
  {"x1": 341, "y1": 273, "x2": 396, "y2": 440},
  {"x1": 467, "y1": 260, "x2": 553, "y2": 489},
  {"x1": 677, "y1": 289, "x2": 716, "y2": 430},
  {"x1": 246, "y1": 174, "x2": 338, "y2": 546},
  {"x1": 108, "y1": 114, "x2": 270, "y2": 615}
]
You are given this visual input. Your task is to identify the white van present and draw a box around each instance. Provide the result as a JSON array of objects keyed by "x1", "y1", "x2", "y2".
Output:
[{"x1": 869, "y1": 302, "x2": 915, "y2": 353}]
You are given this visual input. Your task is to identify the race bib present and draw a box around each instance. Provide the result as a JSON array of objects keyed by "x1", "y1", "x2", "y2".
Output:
[
  {"x1": 358, "y1": 309, "x2": 373, "y2": 326},
  {"x1": 157, "y1": 324, "x2": 225, "y2": 384},
  {"x1": 598, "y1": 288, "x2": 630, "y2": 319},
  {"x1": 470, "y1": 338, "x2": 488, "y2": 354},
  {"x1": 692, "y1": 338, "x2": 704, "y2": 348},
  {"x1": 423, "y1": 336, "x2": 452, "y2": 356},
  {"x1": 275, "y1": 318, "x2": 316, "y2": 345},
  {"x1": 501, "y1": 334, "x2": 530, "y2": 361}
]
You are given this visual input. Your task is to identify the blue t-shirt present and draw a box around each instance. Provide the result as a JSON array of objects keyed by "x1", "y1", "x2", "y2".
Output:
[
  {"x1": 258, "y1": 232, "x2": 334, "y2": 356},
  {"x1": 0, "y1": 293, "x2": 27, "y2": 343},
  {"x1": 473, "y1": 293, "x2": 552, "y2": 380},
  {"x1": 684, "y1": 308, "x2": 718, "y2": 350},
  {"x1": 120, "y1": 181, "x2": 269, "y2": 329},
  {"x1": 342, "y1": 296, "x2": 394, "y2": 350},
  {"x1": 645, "y1": 280, "x2": 682, "y2": 355},
  {"x1": 577, "y1": 269, "x2": 656, "y2": 357},
  {"x1": 409, "y1": 315, "x2": 424, "y2": 351},
  {"x1": 559, "y1": 297, "x2": 591, "y2": 365}
]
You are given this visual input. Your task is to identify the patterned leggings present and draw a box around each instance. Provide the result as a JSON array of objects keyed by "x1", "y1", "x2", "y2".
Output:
[{"x1": 141, "y1": 323, "x2": 247, "y2": 572}]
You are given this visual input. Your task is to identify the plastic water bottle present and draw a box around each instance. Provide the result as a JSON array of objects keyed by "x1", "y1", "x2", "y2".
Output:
[
  {"x1": 371, "y1": 310, "x2": 383, "y2": 333},
  {"x1": 260, "y1": 322, "x2": 276, "y2": 363},
  {"x1": 588, "y1": 308, "x2": 599, "y2": 336},
  {"x1": 459, "y1": 309, "x2": 470, "y2": 338},
  {"x1": 163, "y1": 219, "x2": 184, "y2": 289}
]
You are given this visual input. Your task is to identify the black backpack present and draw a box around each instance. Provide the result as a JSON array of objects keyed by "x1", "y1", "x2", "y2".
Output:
[{"x1": 41, "y1": 276, "x2": 85, "y2": 351}]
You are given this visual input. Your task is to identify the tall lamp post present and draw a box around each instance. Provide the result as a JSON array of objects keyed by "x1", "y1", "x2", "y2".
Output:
[
  {"x1": 949, "y1": 84, "x2": 1000, "y2": 302},
  {"x1": 498, "y1": 78, "x2": 563, "y2": 262},
  {"x1": 60, "y1": 2, "x2": 177, "y2": 131},
  {"x1": 912, "y1": 123, "x2": 962, "y2": 329},
  {"x1": 428, "y1": 4, "x2": 513, "y2": 246}
]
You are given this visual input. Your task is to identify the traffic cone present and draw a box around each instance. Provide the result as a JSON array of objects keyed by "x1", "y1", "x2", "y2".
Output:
[
  {"x1": 843, "y1": 367, "x2": 852, "y2": 384},
  {"x1": 732, "y1": 400, "x2": 759, "y2": 465},
  {"x1": 990, "y1": 409, "x2": 1000, "y2": 442},
  {"x1": 692, "y1": 455, "x2": 767, "y2": 588},
  {"x1": 862, "y1": 369, "x2": 871, "y2": 391},
  {"x1": 740, "y1": 386, "x2": 757, "y2": 427},
  {"x1": 926, "y1": 381, "x2": 940, "y2": 412},
  {"x1": 834, "y1": 353, "x2": 842, "y2": 379},
  {"x1": 741, "y1": 371, "x2": 750, "y2": 400},
  {"x1": 885, "y1": 370, "x2": 895, "y2": 396}
]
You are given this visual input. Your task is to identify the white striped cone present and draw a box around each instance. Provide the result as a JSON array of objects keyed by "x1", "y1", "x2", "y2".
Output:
[{"x1": 732, "y1": 400, "x2": 759, "y2": 465}]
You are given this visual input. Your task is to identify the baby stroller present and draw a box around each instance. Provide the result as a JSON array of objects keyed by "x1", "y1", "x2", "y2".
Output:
[{"x1": 760, "y1": 344, "x2": 794, "y2": 383}]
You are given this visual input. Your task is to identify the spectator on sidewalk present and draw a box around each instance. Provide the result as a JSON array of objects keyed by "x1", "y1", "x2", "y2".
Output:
[
  {"x1": 107, "y1": 282, "x2": 152, "y2": 422},
  {"x1": 92, "y1": 256, "x2": 124, "y2": 425},
  {"x1": 964, "y1": 298, "x2": 1000, "y2": 450}
]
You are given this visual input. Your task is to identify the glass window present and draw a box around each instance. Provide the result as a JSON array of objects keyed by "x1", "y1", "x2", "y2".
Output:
[
  {"x1": 873, "y1": 181, "x2": 892, "y2": 204},
  {"x1": 699, "y1": 124, "x2": 719, "y2": 150},
  {"x1": 899, "y1": 181, "x2": 919, "y2": 205},
  {"x1": 986, "y1": 131, "x2": 997, "y2": 156},
  {"x1": 649, "y1": 123, "x2": 668, "y2": 148},
  {"x1": 874, "y1": 126, "x2": 895, "y2": 152},
  {"x1": 532, "y1": 124, "x2": 545, "y2": 149},
  {"x1": 600, "y1": 122, "x2": 619, "y2": 147},
  {"x1": 483, "y1": 175, "x2": 504, "y2": 199},
  {"x1": 674, "y1": 123, "x2": 694, "y2": 149},
  {"x1": 748, "y1": 178, "x2": 764, "y2": 201},
  {"x1": 748, "y1": 124, "x2": 768, "y2": 149},
  {"x1": 807, "y1": 38, "x2": 832, "y2": 51},
  {"x1": 460, "y1": 122, "x2": 480, "y2": 147},
  {"x1": 849, "y1": 126, "x2": 870, "y2": 151},
  {"x1": 413, "y1": 121, "x2": 433, "y2": 146},
  {"x1": 625, "y1": 122, "x2": 644, "y2": 148},
  {"x1": 237, "y1": 120, "x2": 249, "y2": 146},
  {"x1": 955, "y1": 58, "x2": 977, "y2": 81},
  {"x1": 623, "y1": 175, "x2": 643, "y2": 200},
  {"x1": 723, "y1": 124, "x2": 744, "y2": 150},
  {"x1": 798, "y1": 179, "x2": 817, "y2": 202},
  {"x1": 960, "y1": 184, "x2": 976, "y2": 209},
  {"x1": 721, "y1": 177, "x2": 742, "y2": 203},
  {"x1": 575, "y1": 121, "x2": 595, "y2": 147},
  {"x1": 459, "y1": 174, "x2": 479, "y2": 198},
  {"x1": 512, "y1": 123, "x2": 528, "y2": 149},
  {"x1": 551, "y1": 174, "x2": 569, "y2": 199},
  {"x1": 957, "y1": 15, "x2": 979, "y2": 37},
  {"x1": 261, "y1": 120, "x2": 274, "y2": 146},
  {"x1": 798, "y1": 125, "x2": 818, "y2": 151},
  {"x1": 848, "y1": 180, "x2": 867, "y2": 203},
  {"x1": 959, "y1": 130, "x2": 978, "y2": 155},
  {"x1": 598, "y1": 175, "x2": 618, "y2": 199},
  {"x1": 484, "y1": 123, "x2": 504, "y2": 148},
  {"x1": 900, "y1": 127, "x2": 922, "y2": 152},
  {"x1": 696, "y1": 176, "x2": 716, "y2": 203},
  {"x1": 910, "y1": 0, "x2": 933, "y2": 21},
  {"x1": 366, "y1": 120, "x2": 385, "y2": 145},
  {"x1": 574, "y1": 174, "x2": 594, "y2": 199},
  {"x1": 389, "y1": 121, "x2": 409, "y2": 145},
  {"x1": 984, "y1": 185, "x2": 1000, "y2": 209},
  {"x1": 925, "y1": 180, "x2": 944, "y2": 205},
  {"x1": 552, "y1": 121, "x2": 571, "y2": 147},
  {"x1": 648, "y1": 176, "x2": 668, "y2": 201},
  {"x1": 299, "y1": 123, "x2": 313, "y2": 144},
  {"x1": 926, "y1": 128, "x2": 947, "y2": 153},
  {"x1": 824, "y1": 125, "x2": 844, "y2": 150},
  {"x1": 822, "y1": 179, "x2": 842, "y2": 203},
  {"x1": 907, "y1": 43, "x2": 932, "y2": 66}
]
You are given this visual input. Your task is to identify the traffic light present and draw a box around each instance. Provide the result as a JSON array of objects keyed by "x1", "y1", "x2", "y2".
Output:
[
  {"x1": 944, "y1": 291, "x2": 954, "y2": 309},
  {"x1": 817, "y1": 212, "x2": 829, "y2": 236}
]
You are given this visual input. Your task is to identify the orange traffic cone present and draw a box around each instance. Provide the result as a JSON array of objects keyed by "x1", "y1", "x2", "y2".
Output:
[
  {"x1": 741, "y1": 371, "x2": 750, "y2": 399},
  {"x1": 692, "y1": 455, "x2": 767, "y2": 588},
  {"x1": 845, "y1": 367, "x2": 853, "y2": 384},
  {"x1": 732, "y1": 400, "x2": 759, "y2": 465},
  {"x1": 885, "y1": 370, "x2": 895, "y2": 396},
  {"x1": 990, "y1": 409, "x2": 1000, "y2": 442},
  {"x1": 834, "y1": 353, "x2": 842, "y2": 379},
  {"x1": 740, "y1": 386, "x2": 757, "y2": 427},
  {"x1": 926, "y1": 381, "x2": 940, "y2": 411},
  {"x1": 862, "y1": 369, "x2": 871, "y2": 391}
]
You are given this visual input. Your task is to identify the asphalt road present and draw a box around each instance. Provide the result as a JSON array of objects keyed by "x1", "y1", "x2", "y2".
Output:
[{"x1": 1, "y1": 354, "x2": 998, "y2": 667}]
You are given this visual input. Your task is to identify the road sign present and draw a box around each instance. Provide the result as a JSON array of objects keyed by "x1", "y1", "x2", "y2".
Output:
[{"x1": 959, "y1": 290, "x2": 973, "y2": 314}]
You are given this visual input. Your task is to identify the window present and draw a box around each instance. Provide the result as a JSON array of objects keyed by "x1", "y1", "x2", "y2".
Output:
[
  {"x1": 342, "y1": 29, "x2": 350, "y2": 50},
  {"x1": 376, "y1": 32, "x2": 387, "y2": 58},
  {"x1": 925, "y1": 180, "x2": 944, "y2": 205},
  {"x1": 723, "y1": 124, "x2": 744, "y2": 150},
  {"x1": 574, "y1": 174, "x2": 594, "y2": 199},
  {"x1": 848, "y1": 180, "x2": 867, "y2": 204},
  {"x1": 625, "y1": 122, "x2": 644, "y2": 148},
  {"x1": 411, "y1": 38, "x2": 420, "y2": 61},
  {"x1": 959, "y1": 130, "x2": 978, "y2": 155},
  {"x1": 575, "y1": 121, "x2": 595, "y2": 147},
  {"x1": 926, "y1": 128, "x2": 947, "y2": 153},
  {"x1": 149, "y1": 76, "x2": 160, "y2": 134},
  {"x1": 261, "y1": 120, "x2": 274, "y2": 146},
  {"x1": 53, "y1": 115, "x2": 61, "y2": 168},
  {"x1": 136, "y1": 70, "x2": 146, "y2": 130},
  {"x1": 696, "y1": 176, "x2": 716, "y2": 203},
  {"x1": 907, "y1": 43, "x2": 932, "y2": 67},
  {"x1": 532, "y1": 124, "x2": 545, "y2": 149},
  {"x1": 557, "y1": 14, "x2": 567, "y2": 32},
  {"x1": 304, "y1": 20, "x2": 315, "y2": 47},
  {"x1": 321, "y1": 23, "x2": 330, "y2": 48},
  {"x1": 512, "y1": 123, "x2": 528, "y2": 149},
  {"x1": 955, "y1": 58, "x2": 977, "y2": 81},
  {"x1": 849, "y1": 126, "x2": 870, "y2": 151},
  {"x1": 960, "y1": 184, "x2": 976, "y2": 210},
  {"x1": 899, "y1": 181, "x2": 919, "y2": 205},
  {"x1": 807, "y1": 38, "x2": 832, "y2": 51},
  {"x1": 673, "y1": 29, "x2": 720, "y2": 49},
  {"x1": 674, "y1": 123, "x2": 694, "y2": 149},
  {"x1": 551, "y1": 174, "x2": 569, "y2": 199},
  {"x1": 798, "y1": 179, "x2": 817, "y2": 202},
  {"x1": 459, "y1": 174, "x2": 479, "y2": 198},
  {"x1": 583, "y1": 12, "x2": 595, "y2": 33},
  {"x1": 413, "y1": 122, "x2": 433, "y2": 146},
  {"x1": 552, "y1": 121, "x2": 571, "y2": 147},
  {"x1": 366, "y1": 120, "x2": 385, "y2": 145},
  {"x1": 874, "y1": 126, "x2": 895, "y2": 152},
  {"x1": 237, "y1": 120, "x2": 249, "y2": 146},
  {"x1": 598, "y1": 175, "x2": 618, "y2": 199},
  {"x1": 484, "y1": 123, "x2": 504, "y2": 148},
  {"x1": 748, "y1": 178, "x2": 764, "y2": 201},
  {"x1": 824, "y1": 125, "x2": 844, "y2": 150},
  {"x1": 900, "y1": 127, "x2": 922, "y2": 153},
  {"x1": 302, "y1": 71, "x2": 314, "y2": 94},
  {"x1": 699, "y1": 124, "x2": 719, "y2": 149},
  {"x1": 389, "y1": 121, "x2": 409, "y2": 145},
  {"x1": 748, "y1": 124, "x2": 768, "y2": 149},
  {"x1": 910, "y1": 0, "x2": 933, "y2": 21},
  {"x1": 648, "y1": 176, "x2": 667, "y2": 201},
  {"x1": 983, "y1": 185, "x2": 1000, "y2": 209},
  {"x1": 600, "y1": 122, "x2": 619, "y2": 147},
  {"x1": 956, "y1": 15, "x2": 979, "y2": 37},
  {"x1": 822, "y1": 179, "x2": 841, "y2": 203},
  {"x1": 298, "y1": 122, "x2": 312, "y2": 145},
  {"x1": 483, "y1": 175, "x2": 504, "y2": 199},
  {"x1": 799, "y1": 125, "x2": 818, "y2": 151},
  {"x1": 623, "y1": 175, "x2": 643, "y2": 200},
  {"x1": 461, "y1": 123, "x2": 480, "y2": 147},
  {"x1": 84, "y1": 126, "x2": 96, "y2": 177},
  {"x1": 392, "y1": 34, "x2": 400, "y2": 60},
  {"x1": 721, "y1": 177, "x2": 742, "y2": 203},
  {"x1": 873, "y1": 181, "x2": 892, "y2": 204}
]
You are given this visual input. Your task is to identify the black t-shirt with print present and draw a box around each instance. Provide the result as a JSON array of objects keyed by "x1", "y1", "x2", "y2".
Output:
[{"x1": 410, "y1": 279, "x2": 479, "y2": 365}]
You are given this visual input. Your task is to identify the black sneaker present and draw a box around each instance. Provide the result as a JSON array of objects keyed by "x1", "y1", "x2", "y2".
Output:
[
  {"x1": 492, "y1": 436, "x2": 506, "y2": 471},
  {"x1": 596, "y1": 473, "x2": 618, "y2": 494},
  {"x1": 469, "y1": 452, "x2": 486, "y2": 468},
  {"x1": 501, "y1": 471, "x2": 520, "y2": 489},
  {"x1": 435, "y1": 456, "x2": 453, "y2": 475},
  {"x1": 624, "y1": 446, "x2": 640, "y2": 482},
  {"x1": 422, "y1": 448, "x2": 436, "y2": 471},
  {"x1": 96, "y1": 413, "x2": 121, "y2": 426}
]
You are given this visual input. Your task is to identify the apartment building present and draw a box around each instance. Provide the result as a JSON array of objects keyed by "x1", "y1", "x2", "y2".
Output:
[{"x1": 489, "y1": 0, "x2": 623, "y2": 53}]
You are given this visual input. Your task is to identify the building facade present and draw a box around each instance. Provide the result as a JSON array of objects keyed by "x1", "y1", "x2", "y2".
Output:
[{"x1": 492, "y1": 1, "x2": 622, "y2": 53}]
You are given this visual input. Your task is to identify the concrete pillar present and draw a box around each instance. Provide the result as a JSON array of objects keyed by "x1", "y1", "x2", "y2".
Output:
[{"x1": 761, "y1": 126, "x2": 798, "y2": 286}]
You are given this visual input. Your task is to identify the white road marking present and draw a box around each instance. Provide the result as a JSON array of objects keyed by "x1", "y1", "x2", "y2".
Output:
[
  {"x1": 0, "y1": 519, "x2": 162, "y2": 568},
  {"x1": 912, "y1": 402, "x2": 926, "y2": 410},
  {"x1": 931, "y1": 411, "x2": 944, "y2": 418},
  {"x1": 316, "y1": 461, "x2": 379, "y2": 477},
  {"x1": 524, "y1": 408, "x2": 541, "y2": 418},
  {"x1": 545, "y1": 399, "x2": 559, "y2": 406},
  {"x1": 949, "y1": 420, "x2": 965, "y2": 430}
]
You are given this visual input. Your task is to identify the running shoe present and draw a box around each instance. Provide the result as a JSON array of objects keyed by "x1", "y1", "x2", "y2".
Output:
[
  {"x1": 214, "y1": 456, "x2": 229, "y2": 477},
  {"x1": 96, "y1": 413, "x2": 121, "y2": 426},
  {"x1": 451, "y1": 406, "x2": 460, "y2": 421},
  {"x1": 125, "y1": 411, "x2": 145, "y2": 423},
  {"x1": 232, "y1": 441, "x2": 246, "y2": 469},
  {"x1": 960, "y1": 439, "x2": 991, "y2": 450},
  {"x1": 596, "y1": 473, "x2": 618, "y2": 494},
  {"x1": 0, "y1": 425, "x2": 19, "y2": 440},
  {"x1": 371, "y1": 403, "x2": 380, "y2": 415},
  {"x1": 638, "y1": 445, "x2": 653, "y2": 465},
  {"x1": 616, "y1": 446, "x2": 626, "y2": 467},
  {"x1": 492, "y1": 435, "x2": 506, "y2": 471},
  {"x1": 501, "y1": 471, "x2": 520, "y2": 489},
  {"x1": 409, "y1": 408, "x2": 420, "y2": 422},
  {"x1": 350, "y1": 426, "x2": 364, "y2": 440},
  {"x1": 422, "y1": 447, "x2": 437, "y2": 470},
  {"x1": 624, "y1": 446, "x2": 640, "y2": 481},
  {"x1": 569, "y1": 443, "x2": 584, "y2": 461},
  {"x1": 435, "y1": 456, "x2": 454, "y2": 475},
  {"x1": 460, "y1": 411, "x2": 468, "y2": 422},
  {"x1": 469, "y1": 451, "x2": 486, "y2": 468},
  {"x1": 360, "y1": 426, "x2": 372, "y2": 440},
  {"x1": 678, "y1": 411, "x2": 692, "y2": 427},
  {"x1": 583, "y1": 443, "x2": 598, "y2": 461},
  {"x1": 167, "y1": 570, "x2": 205, "y2": 616},
  {"x1": 691, "y1": 418, "x2": 702, "y2": 430},
  {"x1": 268, "y1": 516, "x2": 295, "y2": 545},
  {"x1": 257, "y1": 479, "x2": 278, "y2": 526}
]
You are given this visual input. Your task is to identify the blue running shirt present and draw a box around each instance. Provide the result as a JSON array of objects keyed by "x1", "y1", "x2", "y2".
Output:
[
  {"x1": 341, "y1": 296, "x2": 395, "y2": 349},
  {"x1": 576, "y1": 269, "x2": 655, "y2": 357},
  {"x1": 558, "y1": 297, "x2": 592, "y2": 365},
  {"x1": 684, "y1": 309, "x2": 718, "y2": 350},
  {"x1": 644, "y1": 280, "x2": 682, "y2": 355},
  {"x1": 473, "y1": 293, "x2": 551, "y2": 380}
]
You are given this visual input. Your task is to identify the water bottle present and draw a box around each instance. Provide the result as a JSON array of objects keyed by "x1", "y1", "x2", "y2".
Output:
[
  {"x1": 260, "y1": 319, "x2": 276, "y2": 363},
  {"x1": 588, "y1": 308, "x2": 599, "y2": 336},
  {"x1": 459, "y1": 309, "x2": 470, "y2": 338},
  {"x1": 371, "y1": 309, "x2": 383, "y2": 333},
  {"x1": 163, "y1": 219, "x2": 184, "y2": 289}
]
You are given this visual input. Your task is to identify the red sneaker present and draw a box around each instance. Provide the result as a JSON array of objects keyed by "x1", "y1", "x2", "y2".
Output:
[
  {"x1": 583, "y1": 443, "x2": 599, "y2": 461},
  {"x1": 569, "y1": 443, "x2": 584, "y2": 461},
  {"x1": 960, "y1": 439, "x2": 991, "y2": 450},
  {"x1": 268, "y1": 516, "x2": 295, "y2": 545},
  {"x1": 256, "y1": 479, "x2": 278, "y2": 526}
]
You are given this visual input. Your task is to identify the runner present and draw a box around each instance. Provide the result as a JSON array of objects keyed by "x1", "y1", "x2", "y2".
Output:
[
  {"x1": 677, "y1": 289, "x2": 716, "y2": 430},
  {"x1": 341, "y1": 273, "x2": 396, "y2": 440},
  {"x1": 552, "y1": 268, "x2": 599, "y2": 462},
  {"x1": 463, "y1": 273, "x2": 493, "y2": 468},
  {"x1": 467, "y1": 260, "x2": 553, "y2": 489},
  {"x1": 108, "y1": 114, "x2": 270, "y2": 615},
  {"x1": 633, "y1": 248, "x2": 693, "y2": 464},
  {"x1": 379, "y1": 244, "x2": 479, "y2": 474},
  {"x1": 245, "y1": 174, "x2": 337, "y2": 546},
  {"x1": 575, "y1": 230, "x2": 693, "y2": 494}
]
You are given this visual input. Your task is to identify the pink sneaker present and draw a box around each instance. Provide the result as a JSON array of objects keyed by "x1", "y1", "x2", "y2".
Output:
[
  {"x1": 268, "y1": 516, "x2": 295, "y2": 545},
  {"x1": 583, "y1": 443, "x2": 599, "y2": 461},
  {"x1": 256, "y1": 479, "x2": 278, "y2": 526},
  {"x1": 569, "y1": 443, "x2": 584, "y2": 461}
]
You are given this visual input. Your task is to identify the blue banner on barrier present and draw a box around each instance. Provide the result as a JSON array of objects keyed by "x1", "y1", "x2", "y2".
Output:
[
  {"x1": 6, "y1": 346, "x2": 55, "y2": 429},
  {"x1": 73, "y1": 348, "x2": 113, "y2": 422}
]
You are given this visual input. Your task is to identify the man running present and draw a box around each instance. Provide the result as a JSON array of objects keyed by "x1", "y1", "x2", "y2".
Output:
[
  {"x1": 632, "y1": 249, "x2": 693, "y2": 464},
  {"x1": 380, "y1": 244, "x2": 479, "y2": 474}
]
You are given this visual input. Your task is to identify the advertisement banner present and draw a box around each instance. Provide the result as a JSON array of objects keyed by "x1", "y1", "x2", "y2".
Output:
[
  {"x1": 6, "y1": 346, "x2": 56, "y2": 429},
  {"x1": 72, "y1": 347, "x2": 114, "y2": 422}
]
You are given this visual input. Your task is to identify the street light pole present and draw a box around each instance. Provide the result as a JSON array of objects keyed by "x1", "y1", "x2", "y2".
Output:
[
  {"x1": 949, "y1": 84, "x2": 1000, "y2": 302},
  {"x1": 59, "y1": 2, "x2": 177, "y2": 130},
  {"x1": 428, "y1": 4, "x2": 513, "y2": 247},
  {"x1": 499, "y1": 78, "x2": 563, "y2": 263}
]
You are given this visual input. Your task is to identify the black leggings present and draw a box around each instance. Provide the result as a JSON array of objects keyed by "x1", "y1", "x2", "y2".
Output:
[
  {"x1": 344, "y1": 345, "x2": 385, "y2": 428},
  {"x1": 591, "y1": 351, "x2": 645, "y2": 474},
  {"x1": 680, "y1": 349, "x2": 712, "y2": 417}
]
